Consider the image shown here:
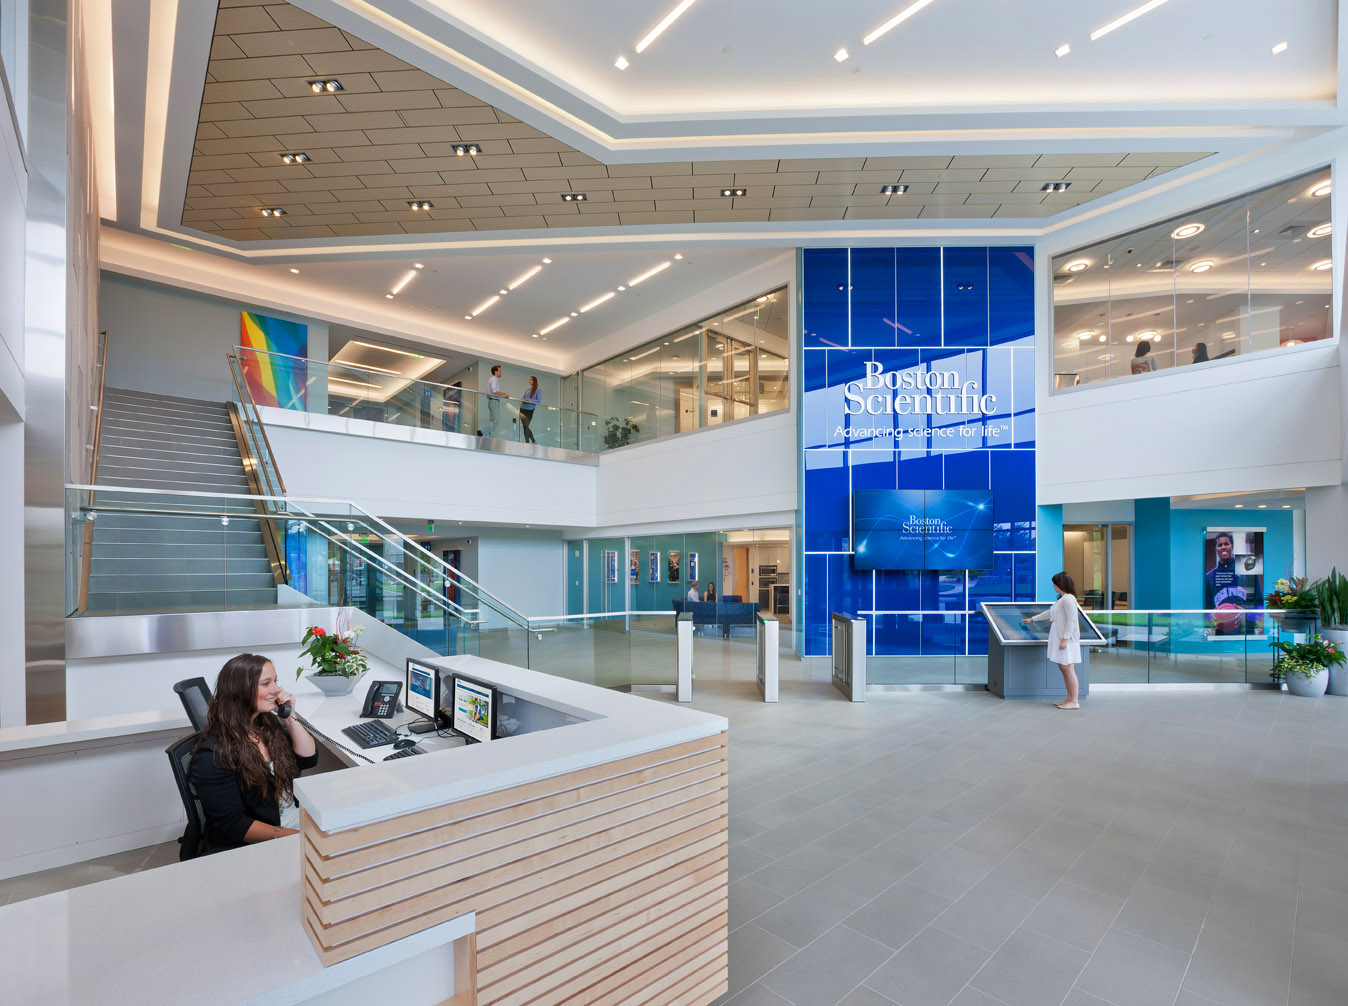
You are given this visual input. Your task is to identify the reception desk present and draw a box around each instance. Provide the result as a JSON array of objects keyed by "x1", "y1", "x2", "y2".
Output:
[{"x1": 0, "y1": 655, "x2": 730, "y2": 1006}]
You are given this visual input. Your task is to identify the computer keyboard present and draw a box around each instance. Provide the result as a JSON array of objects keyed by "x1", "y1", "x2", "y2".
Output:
[
  {"x1": 341, "y1": 719, "x2": 399, "y2": 749},
  {"x1": 383, "y1": 745, "x2": 425, "y2": 761}
]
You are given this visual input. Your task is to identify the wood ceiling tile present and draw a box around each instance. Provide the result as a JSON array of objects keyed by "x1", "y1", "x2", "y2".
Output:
[
  {"x1": 919, "y1": 205, "x2": 992, "y2": 217},
  {"x1": 209, "y1": 37, "x2": 247, "y2": 61},
  {"x1": 777, "y1": 157, "x2": 868, "y2": 171},
  {"x1": 305, "y1": 159, "x2": 391, "y2": 178},
  {"x1": 469, "y1": 153, "x2": 564, "y2": 170},
  {"x1": 723, "y1": 196, "x2": 811, "y2": 210},
  {"x1": 579, "y1": 175, "x2": 654, "y2": 192},
  {"x1": 394, "y1": 108, "x2": 467, "y2": 129},
  {"x1": 809, "y1": 194, "x2": 891, "y2": 207},
  {"x1": 207, "y1": 55, "x2": 318, "y2": 81},
  {"x1": 585, "y1": 200, "x2": 657, "y2": 214},
  {"x1": 231, "y1": 28, "x2": 351, "y2": 58},
  {"x1": 276, "y1": 129, "x2": 371, "y2": 148},
  {"x1": 426, "y1": 106, "x2": 505, "y2": 127},
  {"x1": 733, "y1": 171, "x2": 821, "y2": 186},
  {"x1": 334, "y1": 142, "x2": 423, "y2": 161},
  {"x1": 300, "y1": 212, "x2": 362, "y2": 226},
  {"x1": 216, "y1": 115, "x2": 313, "y2": 137},
  {"x1": 862, "y1": 156, "x2": 953, "y2": 169},
  {"x1": 194, "y1": 123, "x2": 227, "y2": 141},
  {"x1": 521, "y1": 165, "x2": 608, "y2": 181},
  {"x1": 503, "y1": 202, "x2": 558, "y2": 217},
  {"x1": 199, "y1": 102, "x2": 253, "y2": 122},
  {"x1": 982, "y1": 167, "x2": 1068, "y2": 182},
  {"x1": 772, "y1": 207, "x2": 845, "y2": 220},
  {"x1": 433, "y1": 88, "x2": 493, "y2": 108},
  {"x1": 559, "y1": 152, "x2": 604, "y2": 166},
  {"x1": 655, "y1": 198, "x2": 737, "y2": 212},
  {"x1": 273, "y1": 224, "x2": 339, "y2": 237},
  {"x1": 304, "y1": 50, "x2": 411, "y2": 74},
  {"x1": 652, "y1": 173, "x2": 733, "y2": 188},
  {"x1": 339, "y1": 30, "x2": 379, "y2": 52},
  {"x1": 546, "y1": 213, "x2": 619, "y2": 227},
  {"x1": 337, "y1": 90, "x2": 441, "y2": 112},
  {"x1": 384, "y1": 171, "x2": 445, "y2": 188},
  {"x1": 898, "y1": 168, "x2": 988, "y2": 183},
  {"x1": 370, "y1": 69, "x2": 447, "y2": 91},
  {"x1": 845, "y1": 205, "x2": 923, "y2": 219},
  {"x1": 993, "y1": 204, "x2": 1065, "y2": 217},
  {"x1": 438, "y1": 181, "x2": 492, "y2": 197},
  {"x1": 202, "y1": 79, "x2": 284, "y2": 103},
  {"x1": 401, "y1": 218, "x2": 473, "y2": 233},
  {"x1": 458, "y1": 192, "x2": 538, "y2": 207},
  {"x1": 695, "y1": 209, "x2": 772, "y2": 222},
  {"x1": 949, "y1": 154, "x2": 1040, "y2": 168},
  {"x1": 242, "y1": 95, "x2": 345, "y2": 117},
  {"x1": 1065, "y1": 166, "x2": 1154, "y2": 180},
  {"x1": 458, "y1": 123, "x2": 552, "y2": 142},
  {"x1": 226, "y1": 165, "x2": 301, "y2": 182},
  {"x1": 693, "y1": 160, "x2": 780, "y2": 174},
  {"x1": 964, "y1": 192, "x2": 1049, "y2": 204},
  {"x1": 607, "y1": 161, "x2": 692, "y2": 177},
  {"x1": 422, "y1": 139, "x2": 512, "y2": 157},
  {"x1": 486, "y1": 178, "x2": 571, "y2": 195},
  {"x1": 214, "y1": 6, "x2": 280, "y2": 34},
  {"x1": 332, "y1": 186, "x2": 411, "y2": 201},
  {"x1": 302, "y1": 110, "x2": 403, "y2": 132},
  {"x1": 443, "y1": 167, "x2": 530, "y2": 184},
  {"x1": 767, "y1": 184, "x2": 857, "y2": 198},
  {"x1": 1035, "y1": 153, "x2": 1126, "y2": 167},
  {"x1": 1120, "y1": 152, "x2": 1212, "y2": 166},
  {"x1": 194, "y1": 152, "x2": 269, "y2": 171},
  {"x1": 272, "y1": 72, "x2": 379, "y2": 97},
  {"x1": 262, "y1": 4, "x2": 329, "y2": 30},
  {"x1": 276, "y1": 175, "x2": 344, "y2": 192},
  {"x1": 188, "y1": 169, "x2": 241, "y2": 184},
  {"x1": 934, "y1": 181, "x2": 1020, "y2": 194},
  {"x1": 473, "y1": 215, "x2": 548, "y2": 230},
  {"x1": 646, "y1": 187, "x2": 694, "y2": 201}
]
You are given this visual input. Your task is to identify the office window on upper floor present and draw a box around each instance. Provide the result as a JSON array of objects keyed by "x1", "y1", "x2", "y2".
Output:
[
  {"x1": 575, "y1": 287, "x2": 789, "y2": 449},
  {"x1": 1052, "y1": 166, "x2": 1333, "y2": 389}
]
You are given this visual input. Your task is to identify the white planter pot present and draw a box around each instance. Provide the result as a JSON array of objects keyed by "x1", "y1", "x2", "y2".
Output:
[
  {"x1": 1285, "y1": 665, "x2": 1328, "y2": 698},
  {"x1": 1322, "y1": 628, "x2": 1348, "y2": 696},
  {"x1": 305, "y1": 671, "x2": 365, "y2": 697}
]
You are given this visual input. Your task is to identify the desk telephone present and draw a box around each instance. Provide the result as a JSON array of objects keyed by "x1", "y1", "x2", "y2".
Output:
[{"x1": 360, "y1": 680, "x2": 402, "y2": 718}]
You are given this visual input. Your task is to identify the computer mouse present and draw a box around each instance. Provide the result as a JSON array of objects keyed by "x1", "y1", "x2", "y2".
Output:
[{"x1": 392, "y1": 737, "x2": 418, "y2": 750}]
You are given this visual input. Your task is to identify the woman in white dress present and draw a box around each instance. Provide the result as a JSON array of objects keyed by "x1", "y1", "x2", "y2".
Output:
[{"x1": 1022, "y1": 572, "x2": 1083, "y2": 709}]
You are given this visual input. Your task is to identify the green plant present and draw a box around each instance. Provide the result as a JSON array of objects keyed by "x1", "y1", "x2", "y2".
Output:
[
  {"x1": 602, "y1": 416, "x2": 640, "y2": 450},
  {"x1": 1270, "y1": 632, "x2": 1346, "y2": 681},
  {"x1": 1265, "y1": 576, "x2": 1316, "y2": 611},
  {"x1": 295, "y1": 624, "x2": 369, "y2": 679},
  {"x1": 1311, "y1": 568, "x2": 1348, "y2": 628}
]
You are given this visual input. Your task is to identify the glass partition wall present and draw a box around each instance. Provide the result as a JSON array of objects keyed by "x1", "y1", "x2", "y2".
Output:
[
  {"x1": 1052, "y1": 167, "x2": 1333, "y2": 387},
  {"x1": 572, "y1": 288, "x2": 789, "y2": 447}
]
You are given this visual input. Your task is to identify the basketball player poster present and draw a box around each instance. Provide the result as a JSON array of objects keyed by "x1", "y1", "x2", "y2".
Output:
[{"x1": 1204, "y1": 528, "x2": 1264, "y2": 635}]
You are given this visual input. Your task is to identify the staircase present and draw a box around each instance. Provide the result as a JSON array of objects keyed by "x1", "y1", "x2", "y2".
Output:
[{"x1": 85, "y1": 389, "x2": 279, "y2": 612}]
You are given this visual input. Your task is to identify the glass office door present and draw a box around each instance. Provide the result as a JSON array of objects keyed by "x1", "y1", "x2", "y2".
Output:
[{"x1": 1063, "y1": 524, "x2": 1132, "y2": 610}]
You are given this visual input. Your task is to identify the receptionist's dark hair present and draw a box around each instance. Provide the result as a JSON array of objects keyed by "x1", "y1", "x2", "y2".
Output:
[
  {"x1": 1051, "y1": 571, "x2": 1078, "y2": 598},
  {"x1": 198, "y1": 653, "x2": 297, "y2": 803}
]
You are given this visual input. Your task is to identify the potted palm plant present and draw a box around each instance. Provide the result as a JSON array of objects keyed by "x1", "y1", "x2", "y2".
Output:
[
  {"x1": 295, "y1": 621, "x2": 369, "y2": 696},
  {"x1": 1312, "y1": 569, "x2": 1348, "y2": 695},
  {"x1": 1269, "y1": 633, "x2": 1345, "y2": 698}
]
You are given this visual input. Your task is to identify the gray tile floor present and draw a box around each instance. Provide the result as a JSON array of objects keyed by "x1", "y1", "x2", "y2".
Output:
[{"x1": 6, "y1": 640, "x2": 1348, "y2": 1006}]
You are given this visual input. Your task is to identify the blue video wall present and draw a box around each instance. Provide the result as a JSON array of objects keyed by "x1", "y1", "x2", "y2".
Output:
[{"x1": 799, "y1": 247, "x2": 1036, "y2": 658}]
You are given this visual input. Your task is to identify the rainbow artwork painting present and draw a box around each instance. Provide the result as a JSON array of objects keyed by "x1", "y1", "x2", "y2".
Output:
[{"x1": 240, "y1": 312, "x2": 307, "y2": 409}]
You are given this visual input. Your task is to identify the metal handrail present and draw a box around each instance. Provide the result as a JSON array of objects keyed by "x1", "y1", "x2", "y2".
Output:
[
  {"x1": 76, "y1": 330, "x2": 110, "y2": 614},
  {"x1": 226, "y1": 350, "x2": 287, "y2": 496}
]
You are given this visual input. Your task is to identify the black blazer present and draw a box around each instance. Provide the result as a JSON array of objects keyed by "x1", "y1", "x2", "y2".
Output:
[{"x1": 189, "y1": 731, "x2": 319, "y2": 852}]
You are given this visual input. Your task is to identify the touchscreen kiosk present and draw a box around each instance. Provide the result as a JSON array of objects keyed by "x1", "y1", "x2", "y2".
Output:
[
  {"x1": 405, "y1": 659, "x2": 442, "y2": 733},
  {"x1": 451, "y1": 675, "x2": 495, "y2": 743}
]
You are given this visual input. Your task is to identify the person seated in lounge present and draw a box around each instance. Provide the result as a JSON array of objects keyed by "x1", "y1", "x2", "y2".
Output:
[
  {"x1": 703, "y1": 582, "x2": 717, "y2": 602},
  {"x1": 686, "y1": 580, "x2": 700, "y2": 602},
  {"x1": 190, "y1": 653, "x2": 318, "y2": 852}
]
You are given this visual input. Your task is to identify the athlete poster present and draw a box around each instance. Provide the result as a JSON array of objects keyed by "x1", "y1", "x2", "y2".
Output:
[
  {"x1": 629, "y1": 549, "x2": 639, "y2": 584},
  {"x1": 668, "y1": 551, "x2": 681, "y2": 583},
  {"x1": 648, "y1": 551, "x2": 660, "y2": 583},
  {"x1": 687, "y1": 552, "x2": 699, "y2": 582},
  {"x1": 603, "y1": 550, "x2": 618, "y2": 584},
  {"x1": 1204, "y1": 528, "x2": 1264, "y2": 634}
]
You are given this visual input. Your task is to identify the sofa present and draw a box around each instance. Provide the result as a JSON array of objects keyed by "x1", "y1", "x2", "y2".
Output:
[{"x1": 670, "y1": 599, "x2": 759, "y2": 637}]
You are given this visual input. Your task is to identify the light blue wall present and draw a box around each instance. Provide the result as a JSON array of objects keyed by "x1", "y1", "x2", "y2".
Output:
[{"x1": 1036, "y1": 504, "x2": 1063, "y2": 601}]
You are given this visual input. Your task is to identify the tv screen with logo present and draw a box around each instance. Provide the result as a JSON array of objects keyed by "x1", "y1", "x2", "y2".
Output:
[{"x1": 853, "y1": 489, "x2": 994, "y2": 570}]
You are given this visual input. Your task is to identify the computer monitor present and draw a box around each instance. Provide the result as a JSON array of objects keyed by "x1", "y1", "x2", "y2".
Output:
[
  {"x1": 405, "y1": 659, "x2": 441, "y2": 727},
  {"x1": 450, "y1": 675, "x2": 495, "y2": 744}
]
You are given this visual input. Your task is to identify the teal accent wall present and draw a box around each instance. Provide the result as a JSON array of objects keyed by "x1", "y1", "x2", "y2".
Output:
[
  {"x1": 565, "y1": 540, "x2": 584, "y2": 615},
  {"x1": 585, "y1": 537, "x2": 625, "y2": 614},
  {"x1": 1168, "y1": 509, "x2": 1294, "y2": 608},
  {"x1": 1134, "y1": 498, "x2": 1172, "y2": 608},
  {"x1": 1036, "y1": 504, "x2": 1064, "y2": 601}
]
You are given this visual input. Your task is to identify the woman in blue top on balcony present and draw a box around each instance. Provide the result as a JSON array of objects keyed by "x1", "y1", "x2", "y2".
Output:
[{"x1": 519, "y1": 376, "x2": 541, "y2": 444}]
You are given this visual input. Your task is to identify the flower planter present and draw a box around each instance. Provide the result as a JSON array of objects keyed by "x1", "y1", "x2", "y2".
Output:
[
  {"x1": 305, "y1": 671, "x2": 365, "y2": 697},
  {"x1": 1271, "y1": 610, "x2": 1319, "y2": 634},
  {"x1": 1323, "y1": 627, "x2": 1348, "y2": 696},
  {"x1": 1284, "y1": 665, "x2": 1328, "y2": 698}
]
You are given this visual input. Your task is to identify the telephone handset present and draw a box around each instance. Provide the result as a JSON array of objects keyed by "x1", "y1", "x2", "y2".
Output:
[
  {"x1": 275, "y1": 700, "x2": 292, "y2": 719},
  {"x1": 360, "y1": 680, "x2": 402, "y2": 719}
]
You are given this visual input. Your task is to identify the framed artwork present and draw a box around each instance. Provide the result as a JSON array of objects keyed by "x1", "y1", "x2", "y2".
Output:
[
  {"x1": 687, "y1": 552, "x2": 699, "y2": 582},
  {"x1": 629, "y1": 549, "x2": 639, "y2": 583},
  {"x1": 603, "y1": 550, "x2": 618, "y2": 584},
  {"x1": 667, "y1": 551, "x2": 681, "y2": 583},
  {"x1": 240, "y1": 311, "x2": 307, "y2": 409},
  {"x1": 648, "y1": 551, "x2": 660, "y2": 583},
  {"x1": 1204, "y1": 527, "x2": 1265, "y2": 635}
]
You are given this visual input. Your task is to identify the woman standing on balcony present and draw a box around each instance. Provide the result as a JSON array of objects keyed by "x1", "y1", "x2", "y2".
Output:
[
  {"x1": 1022, "y1": 572, "x2": 1083, "y2": 709},
  {"x1": 519, "y1": 376, "x2": 541, "y2": 445}
]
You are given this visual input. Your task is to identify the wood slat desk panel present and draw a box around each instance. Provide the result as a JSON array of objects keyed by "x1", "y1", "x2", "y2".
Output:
[{"x1": 302, "y1": 732, "x2": 729, "y2": 1006}]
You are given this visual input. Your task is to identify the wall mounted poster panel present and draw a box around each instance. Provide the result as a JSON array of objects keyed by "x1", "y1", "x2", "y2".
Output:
[
  {"x1": 668, "y1": 551, "x2": 681, "y2": 583},
  {"x1": 629, "y1": 550, "x2": 640, "y2": 583},
  {"x1": 799, "y1": 247, "x2": 1036, "y2": 663},
  {"x1": 1204, "y1": 528, "x2": 1264, "y2": 635},
  {"x1": 687, "y1": 552, "x2": 699, "y2": 582},
  {"x1": 649, "y1": 551, "x2": 660, "y2": 583},
  {"x1": 240, "y1": 312, "x2": 307, "y2": 409},
  {"x1": 603, "y1": 550, "x2": 618, "y2": 584}
]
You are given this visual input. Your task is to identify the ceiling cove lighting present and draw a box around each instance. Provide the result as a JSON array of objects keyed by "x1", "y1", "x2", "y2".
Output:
[
  {"x1": 1272, "y1": 41, "x2": 1288, "y2": 54},
  {"x1": 538, "y1": 317, "x2": 570, "y2": 336},
  {"x1": 720, "y1": 188, "x2": 747, "y2": 197},
  {"x1": 635, "y1": 0, "x2": 699, "y2": 54},
  {"x1": 1189, "y1": 260, "x2": 1215, "y2": 273},
  {"x1": 833, "y1": 48, "x2": 849, "y2": 62},
  {"x1": 880, "y1": 184, "x2": 909, "y2": 195},
  {"x1": 1076, "y1": 330, "x2": 1097, "y2": 340},
  {"x1": 561, "y1": 193, "x2": 588, "y2": 202},
  {"x1": 1089, "y1": 0, "x2": 1170, "y2": 42},
  {"x1": 391, "y1": 270, "x2": 418, "y2": 296},
  {"x1": 1055, "y1": 43, "x2": 1071, "y2": 57},
  {"x1": 579, "y1": 291, "x2": 616, "y2": 313},
  {"x1": 279, "y1": 152, "x2": 309, "y2": 164},
  {"x1": 1308, "y1": 223, "x2": 1331, "y2": 238},
  {"x1": 614, "y1": 56, "x2": 630, "y2": 70},
  {"x1": 260, "y1": 207, "x2": 286, "y2": 216},
  {"x1": 470, "y1": 295, "x2": 500, "y2": 317},
  {"x1": 307, "y1": 79, "x2": 342, "y2": 92},
  {"x1": 1310, "y1": 259, "x2": 1333, "y2": 271},
  {"x1": 351, "y1": 340, "x2": 425, "y2": 358},
  {"x1": 1136, "y1": 330, "x2": 1159, "y2": 341},
  {"x1": 407, "y1": 200, "x2": 433, "y2": 210},
  {"x1": 1171, "y1": 222, "x2": 1205, "y2": 239},
  {"x1": 629, "y1": 261, "x2": 672, "y2": 286},
  {"x1": 1309, "y1": 179, "x2": 1331, "y2": 198},
  {"x1": 863, "y1": 0, "x2": 939, "y2": 46},
  {"x1": 509, "y1": 265, "x2": 543, "y2": 290},
  {"x1": 452, "y1": 143, "x2": 481, "y2": 156},
  {"x1": 1064, "y1": 259, "x2": 1091, "y2": 273},
  {"x1": 1042, "y1": 181, "x2": 1071, "y2": 193}
]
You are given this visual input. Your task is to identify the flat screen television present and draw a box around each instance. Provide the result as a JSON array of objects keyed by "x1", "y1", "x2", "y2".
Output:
[{"x1": 852, "y1": 489, "x2": 994, "y2": 570}]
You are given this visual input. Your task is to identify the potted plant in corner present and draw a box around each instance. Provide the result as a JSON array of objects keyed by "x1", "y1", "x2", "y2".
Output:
[
  {"x1": 296, "y1": 619, "x2": 370, "y2": 696},
  {"x1": 1312, "y1": 568, "x2": 1348, "y2": 695},
  {"x1": 1265, "y1": 576, "x2": 1319, "y2": 634},
  {"x1": 1270, "y1": 632, "x2": 1345, "y2": 698}
]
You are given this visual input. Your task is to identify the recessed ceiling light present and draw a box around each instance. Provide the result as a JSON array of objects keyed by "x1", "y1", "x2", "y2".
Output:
[
  {"x1": 289, "y1": 268, "x2": 299, "y2": 274},
  {"x1": 307, "y1": 79, "x2": 342, "y2": 92},
  {"x1": 1235, "y1": 504, "x2": 1244, "y2": 509},
  {"x1": 1136, "y1": 330, "x2": 1158, "y2": 341},
  {"x1": 499, "y1": 289, "x2": 508, "y2": 295},
  {"x1": 617, "y1": 285, "x2": 627, "y2": 291},
  {"x1": 414, "y1": 262, "x2": 424, "y2": 269},
  {"x1": 1098, "y1": 334, "x2": 1107, "y2": 343},
  {"x1": 614, "y1": 56, "x2": 630, "y2": 70},
  {"x1": 1221, "y1": 331, "x2": 1236, "y2": 339},
  {"x1": 385, "y1": 294, "x2": 394, "y2": 299},
  {"x1": 464, "y1": 315, "x2": 472, "y2": 320},
  {"x1": 531, "y1": 333, "x2": 540, "y2": 338},
  {"x1": 1308, "y1": 223, "x2": 1331, "y2": 238},
  {"x1": 1258, "y1": 504, "x2": 1268, "y2": 509},
  {"x1": 1076, "y1": 330, "x2": 1096, "y2": 340},
  {"x1": 833, "y1": 48, "x2": 849, "y2": 62},
  {"x1": 260, "y1": 207, "x2": 286, "y2": 216},
  {"x1": 391, "y1": 269, "x2": 417, "y2": 295},
  {"x1": 470, "y1": 295, "x2": 499, "y2": 317},
  {"x1": 1309, "y1": 179, "x2": 1331, "y2": 198},
  {"x1": 629, "y1": 261, "x2": 671, "y2": 286},
  {"x1": 452, "y1": 144, "x2": 481, "y2": 156},
  {"x1": 570, "y1": 311, "x2": 578, "y2": 317},
  {"x1": 1282, "y1": 504, "x2": 1291, "y2": 509},
  {"x1": 561, "y1": 193, "x2": 588, "y2": 201},
  {"x1": 1055, "y1": 43, "x2": 1071, "y2": 57},
  {"x1": 1041, "y1": 182, "x2": 1071, "y2": 193},
  {"x1": 1272, "y1": 41, "x2": 1288, "y2": 54},
  {"x1": 509, "y1": 265, "x2": 542, "y2": 290},
  {"x1": 539, "y1": 317, "x2": 570, "y2": 335},
  {"x1": 863, "y1": 0, "x2": 939, "y2": 46},
  {"x1": 1171, "y1": 222, "x2": 1204, "y2": 239},
  {"x1": 542, "y1": 257, "x2": 553, "y2": 264},
  {"x1": 718, "y1": 187, "x2": 747, "y2": 197},
  {"x1": 1189, "y1": 260, "x2": 1215, "y2": 273},
  {"x1": 407, "y1": 200, "x2": 433, "y2": 210},
  {"x1": 1310, "y1": 259, "x2": 1332, "y2": 271},
  {"x1": 880, "y1": 184, "x2": 909, "y2": 195},
  {"x1": 634, "y1": 0, "x2": 699, "y2": 54},
  {"x1": 279, "y1": 152, "x2": 309, "y2": 164},
  {"x1": 1064, "y1": 259, "x2": 1090, "y2": 273},
  {"x1": 579, "y1": 291, "x2": 615, "y2": 313},
  {"x1": 1089, "y1": 0, "x2": 1170, "y2": 41},
  {"x1": 674, "y1": 253, "x2": 683, "y2": 259}
]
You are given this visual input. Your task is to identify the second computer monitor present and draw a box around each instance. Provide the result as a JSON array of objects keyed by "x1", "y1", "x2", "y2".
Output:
[
  {"x1": 405, "y1": 659, "x2": 441, "y2": 725},
  {"x1": 450, "y1": 675, "x2": 495, "y2": 743}
]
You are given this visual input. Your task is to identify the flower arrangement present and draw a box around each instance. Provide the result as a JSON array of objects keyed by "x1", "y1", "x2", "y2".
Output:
[
  {"x1": 1269, "y1": 632, "x2": 1345, "y2": 682},
  {"x1": 1265, "y1": 577, "x2": 1317, "y2": 611},
  {"x1": 295, "y1": 622, "x2": 369, "y2": 680}
]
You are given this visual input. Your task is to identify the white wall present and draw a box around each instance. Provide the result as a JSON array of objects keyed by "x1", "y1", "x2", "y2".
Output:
[
  {"x1": 475, "y1": 529, "x2": 566, "y2": 621},
  {"x1": 99, "y1": 274, "x2": 328, "y2": 405}
]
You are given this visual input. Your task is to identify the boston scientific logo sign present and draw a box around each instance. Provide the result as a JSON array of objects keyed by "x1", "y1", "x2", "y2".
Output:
[{"x1": 838, "y1": 362, "x2": 1001, "y2": 442}]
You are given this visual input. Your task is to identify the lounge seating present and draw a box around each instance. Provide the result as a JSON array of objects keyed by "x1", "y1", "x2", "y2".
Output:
[{"x1": 671, "y1": 599, "x2": 759, "y2": 637}]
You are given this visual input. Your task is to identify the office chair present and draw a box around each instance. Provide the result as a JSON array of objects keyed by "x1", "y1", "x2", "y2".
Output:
[
  {"x1": 173, "y1": 677, "x2": 212, "y2": 732},
  {"x1": 165, "y1": 734, "x2": 208, "y2": 861}
]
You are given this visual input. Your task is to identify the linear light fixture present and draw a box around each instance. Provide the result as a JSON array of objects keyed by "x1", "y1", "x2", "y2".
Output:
[
  {"x1": 391, "y1": 270, "x2": 418, "y2": 296},
  {"x1": 329, "y1": 378, "x2": 379, "y2": 392},
  {"x1": 628, "y1": 261, "x2": 671, "y2": 286},
  {"x1": 579, "y1": 291, "x2": 615, "y2": 313},
  {"x1": 635, "y1": 0, "x2": 699, "y2": 54},
  {"x1": 539, "y1": 317, "x2": 570, "y2": 336},
  {"x1": 1089, "y1": 0, "x2": 1170, "y2": 41},
  {"x1": 346, "y1": 362, "x2": 402, "y2": 376},
  {"x1": 471, "y1": 295, "x2": 500, "y2": 317},
  {"x1": 509, "y1": 265, "x2": 543, "y2": 290},
  {"x1": 351, "y1": 340, "x2": 424, "y2": 358},
  {"x1": 1055, "y1": 43, "x2": 1071, "y2": 57},
  {"x1": 1272, "y1": 41, "x2": 1288, "y2": 54},
  {"x1": 863, "y1": 0, "x2": 939, "y2": 46}
]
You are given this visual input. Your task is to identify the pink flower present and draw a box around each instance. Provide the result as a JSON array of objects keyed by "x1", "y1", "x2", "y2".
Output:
[{"x1": 311, "y1": 626, "x2": 327, "y2": 636}]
